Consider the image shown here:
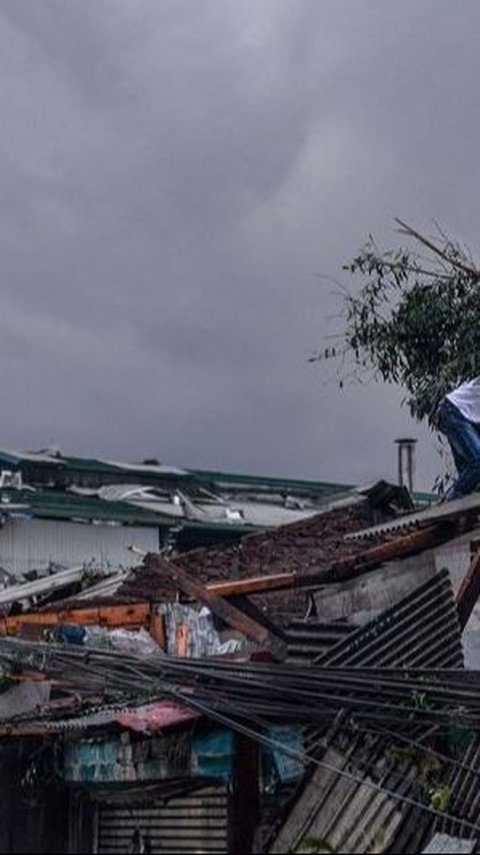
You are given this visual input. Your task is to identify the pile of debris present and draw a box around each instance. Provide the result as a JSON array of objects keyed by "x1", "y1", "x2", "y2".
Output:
[{"x1": 0, "y1": 486, "x2": 480, "y2": 854}]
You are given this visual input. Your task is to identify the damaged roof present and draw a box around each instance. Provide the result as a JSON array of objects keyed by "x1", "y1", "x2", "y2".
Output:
[
  {"x1": 0, "y1": 480, "x2": 479, "y2": 854},
  {"x1": 0, "y1": 446, "x2": 354, "y2": 497},
  {"x1": 113, "y1": 496, "x2": 375, "y2": 618},
  {"x1": 0, "y1": 486, "x2": 179, "y2": 527},
  {"x1": 0, "y1": 448, "x2": 390, "y2": 549}
]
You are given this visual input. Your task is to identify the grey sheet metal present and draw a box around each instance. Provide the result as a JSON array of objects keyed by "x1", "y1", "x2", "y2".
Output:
[{"x1": 344, "y1": 493, "x2": 480, "y2": 542}]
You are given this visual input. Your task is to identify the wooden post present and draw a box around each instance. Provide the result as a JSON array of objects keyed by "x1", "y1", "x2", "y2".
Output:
[
  {"x1": 293, "y1": 522, "x2": 456, "y2": 589},
  {"x1": 144, "y1": 553, "x2": 272, "y2": 646},
  {"x1": 230, "y1": 733, "x2": 259, "y2": 854},
  {"x1": 148, "y1": 609, "x2": 166, "y2": 650},
  {"x1": 456, "y1": 544, "x2": 480, "y2": 629}
]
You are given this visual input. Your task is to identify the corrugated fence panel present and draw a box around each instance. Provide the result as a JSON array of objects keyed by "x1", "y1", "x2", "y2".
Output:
[
  {"x1": 97, "y1": 787, "x2": 228, "y2": 854},
  {"x1": 0, "y1": 518, "x2": 159, "y2": 578}
]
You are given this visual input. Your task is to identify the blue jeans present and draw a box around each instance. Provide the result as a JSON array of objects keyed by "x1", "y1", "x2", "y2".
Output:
[{"x1": 437, "y1": 398, "x2": 480, "y2": 499}]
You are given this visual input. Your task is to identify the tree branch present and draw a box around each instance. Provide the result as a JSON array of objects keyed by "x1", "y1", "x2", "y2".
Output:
[{"x1": 394, "y1": 218, "x2": 480, "y2": 281}]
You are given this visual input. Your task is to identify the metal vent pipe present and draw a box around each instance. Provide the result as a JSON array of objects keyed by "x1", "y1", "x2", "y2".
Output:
[{"x1": 395, "y1": 437, "x2": 417, "y2": 492}]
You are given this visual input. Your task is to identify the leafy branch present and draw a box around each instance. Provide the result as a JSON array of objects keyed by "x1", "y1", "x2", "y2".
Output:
[{"x1": 312, "y1": 220, "x2": 480, "y2": 424}]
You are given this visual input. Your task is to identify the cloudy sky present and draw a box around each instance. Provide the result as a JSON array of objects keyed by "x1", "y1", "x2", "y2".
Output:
[{"x1": 0, "y1": 0, "x2": 478, "y2": 490}]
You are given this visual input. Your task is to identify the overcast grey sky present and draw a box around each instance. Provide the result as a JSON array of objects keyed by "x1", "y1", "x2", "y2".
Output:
[{"x1": 0, "y1": 0, "x2": 478, "y2": 490}]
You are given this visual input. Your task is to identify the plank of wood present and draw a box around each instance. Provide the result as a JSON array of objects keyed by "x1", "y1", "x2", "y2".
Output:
[
  {"x1": 231, "y1": 733, "x2": 259, "y2": 854},
  {"x1": 129, "y1": 546, "x2": 295, "y2": 598},
  {"x1": 0, "y1": 603, "x2": 150, "y2": 635},
  {"x1": 269, "y1": 748, "x2": 347, "y2": 853},
  {"x1": 206, "y1": 572, "x2": 296, "y2": 597},
  {"x1": 456, "y1": 546, "x2": 480, "y2": 629},
  {"x1": 144, "y1": 552, "x2": 270, "y2": 645},
  {"x1": 296, "y1": 524, "x2": 455, "y2": 591},
  {"x1": 229, "y1": 595, "x2": 288, "y2": 642},
  {"x1": 332, "y1": 524, "x2": 453, "y2": 575},
  {"x1": 149, "y1": 610, "x2": 166, "y2": 649}
]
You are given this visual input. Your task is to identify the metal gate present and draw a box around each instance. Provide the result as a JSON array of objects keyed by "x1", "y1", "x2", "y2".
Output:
[{"x1": 96, "y1": 786, "x2": 229, "y2": 854}]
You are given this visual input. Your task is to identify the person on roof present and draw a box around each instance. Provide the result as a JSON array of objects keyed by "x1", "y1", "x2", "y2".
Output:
[{"x1": 436, "y1": 377, "x2": 480, "y2": 500}]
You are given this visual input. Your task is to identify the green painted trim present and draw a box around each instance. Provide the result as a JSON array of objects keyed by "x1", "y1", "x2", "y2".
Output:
[
  {"x1": 0, "y1": 450, "x2": 354, "y2": 500},
  {"x1": 0, "y1": 488, "x2": 172, "y2": 527},
  {"x1": 0, "y1": 450, "x2": 23, "y2": 467},
  {"x1": 190, "y1": 468, "x2": 353, "y2": 496},
  {"x1": 0, "y1": 488, "x2": 260, "y2": 533}
]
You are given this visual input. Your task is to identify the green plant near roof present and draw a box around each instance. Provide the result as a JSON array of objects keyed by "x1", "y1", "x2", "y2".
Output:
[
  {"x1": 291, "y1": 837, "x2": 336, "y2": 853},
  {"x1": 387, "y1": 743, "x2": 415, "y2": 766},
  {"x1": 427, "y1": 782, "x2": 451, "y2": 812},
  {"x1": 314, "y1": 219, "x2": 480, "y2": 424},
  {"x1": 411, "y1": 689, "x2": 428, "y2": 709}
]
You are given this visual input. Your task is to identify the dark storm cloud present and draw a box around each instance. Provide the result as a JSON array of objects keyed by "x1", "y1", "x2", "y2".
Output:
[{"x1": 0, "y1": 0, "x2": 478, "y2": 487}]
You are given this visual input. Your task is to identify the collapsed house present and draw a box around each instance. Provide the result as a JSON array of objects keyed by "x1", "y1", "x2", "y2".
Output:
[{"x1": 0, "y1": 459, "x2": 479, "y2": 854}]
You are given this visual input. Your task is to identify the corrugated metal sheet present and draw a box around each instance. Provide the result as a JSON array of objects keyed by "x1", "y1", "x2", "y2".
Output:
[
  {"x1": 285, "y1": 620, "x2": 355, "y2": 664},
  {"x1": 270, "y1": 729, "x2": 413, "y2": 855},
  {"x1": 0, "y1": 486, "x2": 176, "y2": 526},
  {"x1": 314, "y1": 569, "x2": 464, "y2": 669},
  {"x1": 270, "y1": 723, "x2": 475, "y2": 855},
  {"x1": 344, "y1": 493, "x2": 480, "y2": 541},
  {"x1": 272, "y1": 725, "x2": 480, "y2": 855},
  {"x1": 422, "y1": 835, "x2": 477, "y2": 854},
  {"x1": 0, "y1": 518, "x2": 159, "y2": 578},
  {"x1": 269, "y1": 571, "x2": 467, "y2": 854},
  {"x1": 96, "y1": 786, "x2": 228, "y2": 854}
]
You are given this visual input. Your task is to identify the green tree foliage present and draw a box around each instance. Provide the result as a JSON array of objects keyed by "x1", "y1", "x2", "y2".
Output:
[{"x1": 313, "y1": 220, "x2": 480, "y2": 424}]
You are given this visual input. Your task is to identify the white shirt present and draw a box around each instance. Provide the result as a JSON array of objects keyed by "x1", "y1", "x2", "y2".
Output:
[{"x1": 446, "y1": 377, "x2": 480, "y2": 423}]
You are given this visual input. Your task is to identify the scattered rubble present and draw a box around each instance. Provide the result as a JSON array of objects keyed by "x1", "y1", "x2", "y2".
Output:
[{"x1": 0, "y1": 474, "x2": 480, "y2": 853}]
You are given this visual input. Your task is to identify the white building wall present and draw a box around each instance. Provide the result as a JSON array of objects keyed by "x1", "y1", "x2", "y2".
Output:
[{"x1": 0, "y1": 518, "x2": 159, "y2": 578}]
